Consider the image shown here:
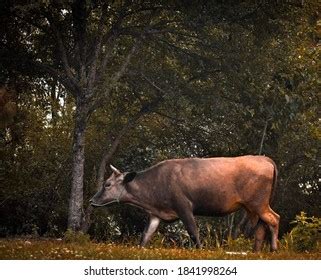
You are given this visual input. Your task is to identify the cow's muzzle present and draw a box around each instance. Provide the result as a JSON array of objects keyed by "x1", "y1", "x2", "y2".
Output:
[
  {"x1": 89, "y1": 198, "x2": 116, "y2": 207},
  {"x1": 89, "y1": 198, "x2": 100, "y2": 207}
]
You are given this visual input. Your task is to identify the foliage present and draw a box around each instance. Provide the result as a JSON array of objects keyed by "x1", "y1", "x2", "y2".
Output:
[
  {"x1": 63, "y1": 229, "x2": 91, "y2": 245},
  {"x1": 223, "y1": 235, "x2": 253, "y2": 252},
  {"x1": 283, "y1": 212, "x2": 321, "y2": 252},
  {"x1": 0, "y1": 87, "x2": 17, "y2": 128}
]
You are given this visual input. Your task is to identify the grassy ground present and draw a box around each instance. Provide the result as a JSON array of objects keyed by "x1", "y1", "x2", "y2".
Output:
[{"x1": 0, "y1": 239, "x2": 320, "y2": 260}]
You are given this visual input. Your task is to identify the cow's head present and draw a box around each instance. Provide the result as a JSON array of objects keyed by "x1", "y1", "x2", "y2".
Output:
[{"x1": 90, "y1": 165, "x2": 137, "y2": 207}]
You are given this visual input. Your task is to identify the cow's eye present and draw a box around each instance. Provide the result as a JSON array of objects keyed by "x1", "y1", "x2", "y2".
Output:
[{"x1": 104, "y1": 182, "x2": 111, "y2": 188}]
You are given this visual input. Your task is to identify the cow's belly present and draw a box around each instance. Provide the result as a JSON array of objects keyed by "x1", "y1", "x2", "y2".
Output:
[
  {"x1": 147, "y1": 208, "x2": 179, "y2": 221},
  {"x1": 193, "y1": 202, "x2": 242, "y2": 217},
  {"x1": 189, "y1": 184, "x2": 242, "y2": 216}
]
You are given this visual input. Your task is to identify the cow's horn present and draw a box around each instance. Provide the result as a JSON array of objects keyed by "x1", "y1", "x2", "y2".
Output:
[{"x1": 110, "y1": 164, "x2": 121, "y2": 174}]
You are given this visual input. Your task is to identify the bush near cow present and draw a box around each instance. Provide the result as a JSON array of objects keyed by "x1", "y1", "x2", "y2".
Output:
[
  {"x1": 223, "y1": 235, "x2": 253, "y2": 252},
  {"x1": 63, "y1": 229, "x2": 91, "y2": 245},
  {"x1": 283, "y1": 212, "x2": 321, "y2": 252}
]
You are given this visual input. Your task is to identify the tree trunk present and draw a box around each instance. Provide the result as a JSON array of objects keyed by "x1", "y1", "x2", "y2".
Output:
[
  {"x1": 68, "y1": 100, "x2": 87, "y2": 231},
  {"x1": 80, "y1": 132, "x2": 123, "y2": 233}
]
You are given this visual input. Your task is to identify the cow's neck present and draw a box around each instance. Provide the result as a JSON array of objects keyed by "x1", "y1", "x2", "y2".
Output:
[{"x1": 122, "y1": 180, "x2": 157, "y2": 214}]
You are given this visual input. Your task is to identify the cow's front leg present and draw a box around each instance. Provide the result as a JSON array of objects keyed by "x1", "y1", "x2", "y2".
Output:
[{"x1": 140, "y1": 215, "x2": 160, "y2": 247}]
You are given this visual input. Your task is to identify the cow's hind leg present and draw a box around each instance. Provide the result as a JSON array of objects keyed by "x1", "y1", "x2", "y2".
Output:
[
  {"x1": 140, "y1": 215, "x2": 160, "y2": 247},
  {"x1": 179, "y1": 211, "x2": 201, "y2": 248},
  {"x1": 245, "y1": 211, "x2": 266, "y2": 252},
  {"x1": 258, "y1": 207, "x2": 280, "y2": 251},
  {"x1": 253, "y1": 219, "x2": 267, "y2": 252}
]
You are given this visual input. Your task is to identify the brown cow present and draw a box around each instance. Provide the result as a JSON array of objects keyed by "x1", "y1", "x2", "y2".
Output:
[{"x1": 90, "y1": 155, "x2": 280, "y2": 251}]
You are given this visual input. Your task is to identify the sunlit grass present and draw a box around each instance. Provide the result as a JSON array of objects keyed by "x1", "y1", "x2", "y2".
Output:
[{"x1": 0, "y1": 239, "x2": 320, "y2": 260}]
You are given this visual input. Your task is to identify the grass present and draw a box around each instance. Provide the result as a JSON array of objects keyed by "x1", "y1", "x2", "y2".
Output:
[{"x1": 0, "y1": 238, "x2": 320, "y2": 260}]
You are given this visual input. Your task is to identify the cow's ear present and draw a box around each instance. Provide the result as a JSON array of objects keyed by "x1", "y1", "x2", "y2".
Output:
[{"x1": 123, "y1": 172, "x2": 137, "y2": 184}]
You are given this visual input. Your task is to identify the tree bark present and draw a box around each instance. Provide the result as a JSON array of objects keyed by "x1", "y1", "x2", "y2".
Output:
[{"x1": 68, "y1": 99, "x2": 88, "y2": 231}]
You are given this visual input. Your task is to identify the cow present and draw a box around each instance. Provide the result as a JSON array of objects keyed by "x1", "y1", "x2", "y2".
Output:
[{"x1": 90, "y1": 155, "x2": 280, "y2": 251}]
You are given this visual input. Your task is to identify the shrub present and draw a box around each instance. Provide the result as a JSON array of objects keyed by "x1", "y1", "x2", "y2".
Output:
[
  {"x1": 285, "y1": 212, "x2": 321, "y2": 252},
  {"x1": 224, "y1": 235, "x2": 253, "y2": 252},
  {"x1": 63, "y1": 229, "x2": 91, "y2": 245}
]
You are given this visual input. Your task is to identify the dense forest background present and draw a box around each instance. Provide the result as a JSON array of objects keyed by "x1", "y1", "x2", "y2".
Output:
[{"x1": 0, "y1": 0, "x2": 320, "y2": 245}]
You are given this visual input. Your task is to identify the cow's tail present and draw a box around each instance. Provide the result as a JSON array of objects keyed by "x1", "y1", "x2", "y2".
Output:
[{"x1": 269, "y1": 159, "x2": 278, "y2": 205}]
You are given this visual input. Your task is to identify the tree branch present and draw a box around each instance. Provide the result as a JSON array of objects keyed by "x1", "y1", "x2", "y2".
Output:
[
  {"x1": 109, "y1": 39, "x2": 140, "y2": 83},
  {"x1": 89, "y1": 39, "x2": 141, "y2": 112},
  {"x1": 154, "y1": 111, "x2": 185, "y2": 123},
  {"x1": 87, "y1": 3, "x2": 109, "y2": 90},
  {"x1": 45, "y1": 14, "x2": 80, "y2": 93},
  {"x1": 29, "y1": 60, "x2": 78, "y2": 96},
  {"x1": 157, "y1": 38, "x2": 220, "y2": 67},
  {"x1": 72, "y1": 0, "x2": 89, "y2": 82},
  {"x1": 258, "y1": 118, "x2": 272, "y2": 155},
  {"x1": 141, "y1": 73, "x2": 172, "y2": 97},
  {"x1": 97, "y1": 5, "x2": 132, "y2": 75}
]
